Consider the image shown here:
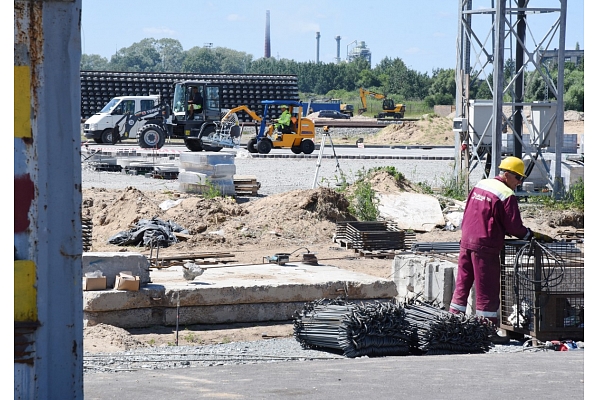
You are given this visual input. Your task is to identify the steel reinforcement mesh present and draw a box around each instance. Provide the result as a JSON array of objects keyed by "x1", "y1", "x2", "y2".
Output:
[
  {"x1": 500, "y1": 239, "x2": 584, "y2": 341},
  {"x1": 80, "y1": 71, "x2": 299, "y2": 121}
]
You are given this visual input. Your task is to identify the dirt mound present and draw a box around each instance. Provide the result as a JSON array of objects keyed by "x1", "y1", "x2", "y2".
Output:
[
  {"x1": 368, "y1": 116, "x2": 453, "y2": 145},
  {"x1": 83, "y1": 186, "x2": 357, "y2": 251},
  {"x1": 84, "y1": 323, "x2": 149, "y2": 353}
]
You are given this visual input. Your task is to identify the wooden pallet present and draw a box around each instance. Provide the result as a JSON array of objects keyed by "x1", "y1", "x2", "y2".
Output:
[
  {"x1": 357, "y1": 250, "x2": 397, "y2": 259},
  {"x1": 234, "y1": 175, "x2": 260, "y2": 196},
  {"x1": 145, "y1": 252, "x2": 236, "y2": 268}
]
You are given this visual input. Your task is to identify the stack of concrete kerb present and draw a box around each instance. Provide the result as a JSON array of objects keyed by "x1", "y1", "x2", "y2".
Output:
[{"x1": 178, "y1": 152, "x2": 236, "y2": 196}]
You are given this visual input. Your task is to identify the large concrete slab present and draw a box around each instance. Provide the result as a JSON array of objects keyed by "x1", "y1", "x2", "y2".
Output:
[
  {"x1": 377, "y1": 192, "x2": 445, "y2": 232},
  {"x1": 83, "y1": 262, "x2": 398, "y2": 328},
  {"x1": 83, "y1": 252, "x2": 151, "y2": 287}
]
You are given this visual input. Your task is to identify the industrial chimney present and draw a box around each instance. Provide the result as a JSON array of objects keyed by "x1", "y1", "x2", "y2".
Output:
[
  {"x1": 335, "y1": 36, "x2": 341, "y2": 63},
  {"x1": 264, "y1": 10, "x2": 271, "y2": 58},
  {"x1": 316, "y1": 31, "x2": 320, "y2": 63}
]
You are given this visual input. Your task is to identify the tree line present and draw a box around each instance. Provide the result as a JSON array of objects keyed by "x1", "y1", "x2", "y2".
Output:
[{"x1": 82, "y1": 38, "x2": 584, "y2": 111}]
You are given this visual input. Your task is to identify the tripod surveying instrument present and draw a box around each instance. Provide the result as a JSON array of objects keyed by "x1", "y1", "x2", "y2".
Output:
[{"x1": 312, "y1": 126, "x2": 343, "y2": 188}]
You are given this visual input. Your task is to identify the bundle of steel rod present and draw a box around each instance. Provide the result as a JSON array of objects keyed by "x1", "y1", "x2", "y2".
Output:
[
  {"x1": 293, "y1": 298, "x2": 414, "y2": 358},
  {"x1": 403, "y1": 301, "x2": 495, "y2": 355},
  {"x1": 411, "y1": 242, "x2": 461, "y2": 253}
]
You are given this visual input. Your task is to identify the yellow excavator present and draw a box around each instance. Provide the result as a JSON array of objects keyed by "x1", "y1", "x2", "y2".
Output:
[{"x1": 358, "y1": 88, "x2": 406, "y2": 119}]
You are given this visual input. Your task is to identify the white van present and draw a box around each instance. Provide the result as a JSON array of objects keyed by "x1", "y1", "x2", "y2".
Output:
[{"x1": 83, "y1": 95, "x2": 160, "y2": 143}]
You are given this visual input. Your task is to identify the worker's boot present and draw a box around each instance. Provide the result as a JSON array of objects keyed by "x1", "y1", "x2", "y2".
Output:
[{"x1": 489, "y1": 329, "x2": 510, "y2": 345}]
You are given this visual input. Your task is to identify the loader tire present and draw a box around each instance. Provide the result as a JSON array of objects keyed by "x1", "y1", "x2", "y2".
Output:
[
  {"x1": 300, "y1": 139, "x2": 315, "y2": 155},
  {"x1": 184, "y1": 139, "x2": 204, "y2": 152},
  {"x1": 137, "y1": 124, "x2": 165, "y2": 149},
  {"x1": 291, "y1": 146, "x2": 302, "y2": 154},
  {"x1": 257, "y1": 139, "x2": 272, "y2": 154},
  {"x1": 247, "y1": 138, "x2": 258, "y2": 153}
]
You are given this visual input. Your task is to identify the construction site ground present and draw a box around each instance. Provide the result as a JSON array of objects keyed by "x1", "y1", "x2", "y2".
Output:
[{"x1": 83, "y1": 114, "x2": 585, "y2": 353}]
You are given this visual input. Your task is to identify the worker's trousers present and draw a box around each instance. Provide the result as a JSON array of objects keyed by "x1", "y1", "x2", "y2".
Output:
[{"x1": 449, "y1": 247, "x2": 501, "y2": 325}]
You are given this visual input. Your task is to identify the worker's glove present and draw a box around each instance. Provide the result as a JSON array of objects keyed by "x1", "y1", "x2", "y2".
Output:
[{"x1": 529, "y1": 230, "x2": 554, "y2": 243}]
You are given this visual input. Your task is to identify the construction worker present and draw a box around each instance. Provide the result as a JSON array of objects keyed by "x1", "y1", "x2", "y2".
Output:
[
  {"x1": 274, "y1": 104, "x2": 292, "y2": 133},
  {"x1": 448, "y1": 156, "x2": 552, "y2": 343},
  {"x1": 187, "y1": 86, "x2": 203, "y2": 119}
]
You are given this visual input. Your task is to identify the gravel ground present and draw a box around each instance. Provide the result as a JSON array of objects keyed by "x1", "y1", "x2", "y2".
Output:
[
  {"x1": 82, "y1": 153, "x2": 461, "y2": 195},
  {"x1": 83, "y1": 337, "x2": 551, "y2": 374}
]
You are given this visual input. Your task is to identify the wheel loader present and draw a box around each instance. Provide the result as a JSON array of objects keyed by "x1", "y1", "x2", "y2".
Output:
[{"x1": 210, "y1": 100, "x2": 316, "y2": 155}]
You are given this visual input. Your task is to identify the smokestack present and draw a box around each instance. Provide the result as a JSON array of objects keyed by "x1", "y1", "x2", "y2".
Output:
[
  {"x1": 335, "y1": 36, "x2": 341, "y2": 63},
  {"x1": 264, "y1": 10, "x2": 271, "y2": 58},
  {"x1": 316, "y1": 32, "x2": 321, "y2": 63}
]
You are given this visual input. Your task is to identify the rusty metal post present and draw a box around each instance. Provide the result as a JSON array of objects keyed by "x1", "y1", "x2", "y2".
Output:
[{"x1": 14, "y1": 1, "x2": 83, "y2": 398}]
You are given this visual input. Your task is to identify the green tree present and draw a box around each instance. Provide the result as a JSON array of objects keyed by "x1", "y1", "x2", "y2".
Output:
[
  {"x1": 81, "y1": 54, "x2": 109, "y2": 71},
  {"x1": 155, "y1": 38, "x2": 184, "y2": 72},
  {"x1": 108, "y1": 38, "x2": 162, "y2": 72},
  {"x1": 181, "y1": 46, "x2": 220, "y2": 73}
]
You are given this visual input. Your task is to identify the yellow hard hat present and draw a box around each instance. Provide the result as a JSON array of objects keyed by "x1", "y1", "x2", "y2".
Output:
[
  {"x1": 280, "y1": 104, "x2": 287, "y2": 109},
  {"x1": 499, "y1": 156, "x2": 525, "y2": 177}
]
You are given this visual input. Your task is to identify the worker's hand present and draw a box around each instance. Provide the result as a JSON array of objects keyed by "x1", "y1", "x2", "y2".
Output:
[{"x1": 531, "y1": 231, "x2": 554, "y2": 243}]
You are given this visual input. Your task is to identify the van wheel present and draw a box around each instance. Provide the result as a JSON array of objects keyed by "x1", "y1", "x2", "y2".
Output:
[
  {"x1": 137, "y1": 124, "x2": 165, "y2": 149},
  {"x1": 101, "y1": 129, "x2": 113, "y2": 144}
]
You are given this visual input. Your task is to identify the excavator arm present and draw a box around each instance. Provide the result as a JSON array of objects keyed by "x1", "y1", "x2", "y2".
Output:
[
  {"x1": 220, "y1": 105, "x2": 263, "y2": 123},
  {"x1": 358, "y1": 88, "x2": 386, "y2": 114}
]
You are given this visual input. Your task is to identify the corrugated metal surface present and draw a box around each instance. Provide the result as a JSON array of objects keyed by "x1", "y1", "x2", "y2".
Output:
[{"x1": 14, "y1": 1, "x2": 83, "y2": 399}]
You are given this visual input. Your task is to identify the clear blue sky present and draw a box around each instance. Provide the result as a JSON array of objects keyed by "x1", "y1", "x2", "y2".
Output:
[{"x1": 81, "y1": 0, "x2": 585, "y2": 74}]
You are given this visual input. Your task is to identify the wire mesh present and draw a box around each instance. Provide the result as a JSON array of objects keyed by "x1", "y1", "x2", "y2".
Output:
[{"x1": 500, "y1": 239, "x2": 584, "y2": 341}]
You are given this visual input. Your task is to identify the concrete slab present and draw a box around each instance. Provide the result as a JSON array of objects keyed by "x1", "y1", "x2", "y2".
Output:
[
  {"x1": 377, "y1": 192, "x2": 445, "y2": 232},
  {"x1": 83, "y1": 262, "x2": 398, "y2": 328},
  {"x1": 83, "y1": 252, "x2": 150, "y2": 287}
]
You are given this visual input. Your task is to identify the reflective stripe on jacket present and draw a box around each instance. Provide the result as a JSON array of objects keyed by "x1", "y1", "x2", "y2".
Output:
[{"x1": 460, "y1": 177, "x2": 528, "y2": 255}]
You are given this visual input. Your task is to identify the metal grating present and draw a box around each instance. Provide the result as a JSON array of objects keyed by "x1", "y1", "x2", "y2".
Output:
[{"x1": 499, "y1": 239, "x2": 584, "y2": 342}]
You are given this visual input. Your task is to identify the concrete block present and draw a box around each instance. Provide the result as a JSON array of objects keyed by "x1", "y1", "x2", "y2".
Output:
[
  {"x1": 424, "y1": 262, "x2": 456, "y2": 310},
  {"x1": 391, "y1": 255, "x2": 428, "y2": 301},
  {"x1": 378, "y1": 192, "x2": 445, "y2": 232},
  {"x1": 82, "y1": 252, "x2": 151, "y2": 287},
  {"x1": 393, "y1": 254, "x2": 461, "y2": 311}
]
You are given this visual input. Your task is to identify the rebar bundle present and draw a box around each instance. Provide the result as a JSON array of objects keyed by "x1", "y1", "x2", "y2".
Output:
[
  {"x1": 403, "y1": 301, "x2": 495, "y2": 355},
  {"x1": 293, "y1": 298, "x2": 496, "y2": 358},
  {"x1": 293, "y1": 298, "x2": 413, "y2": 358}
]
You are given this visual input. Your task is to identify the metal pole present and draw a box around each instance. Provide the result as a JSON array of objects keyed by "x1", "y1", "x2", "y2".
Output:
[{"x1": 312, "y1": 132, "x2": 328, "y2": 188}]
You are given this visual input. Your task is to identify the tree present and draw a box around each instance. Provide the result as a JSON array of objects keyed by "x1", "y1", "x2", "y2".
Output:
[
  {"x1": 109, "y1": 38, "x2": 162, "y2": 72},
  {"x1": 81, "y1": 54, "x2": 109, "y2": 71},
  {"x1": 155, "y1": 38, "x2": 184, "y2": 72},
  {"x1": 181, "y1": 47, "x2": 220, "y2": 73}
]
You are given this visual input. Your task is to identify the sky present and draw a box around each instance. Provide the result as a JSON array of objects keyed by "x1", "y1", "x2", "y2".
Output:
[{"x1": 81, "y1": 0, "x2": 585, "y2": 74}]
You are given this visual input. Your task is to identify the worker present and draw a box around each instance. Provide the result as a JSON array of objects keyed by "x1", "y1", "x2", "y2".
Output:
[
  {"x1": 187, "y1": 86, "x2": 203, "y2": 119},
  {"x1": 274, "y1": 104, "x2": 292, "y2": 133},
  {"x1": 448, "y1": 156, "x2": 553, "y2": 343}
]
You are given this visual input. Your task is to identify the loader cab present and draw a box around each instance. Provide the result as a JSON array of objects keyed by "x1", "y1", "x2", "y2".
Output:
[{"x1": 172, "y1": 81, "x2": 223, "y2": 123}]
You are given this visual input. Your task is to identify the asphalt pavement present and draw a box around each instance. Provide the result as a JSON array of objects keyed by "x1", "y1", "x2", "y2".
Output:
[{"x1": 84, "y1": 350, "x2": 585, "y2": 399}]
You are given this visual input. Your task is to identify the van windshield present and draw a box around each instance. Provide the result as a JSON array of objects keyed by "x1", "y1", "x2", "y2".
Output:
[{"x1": 100, "y1": 98, "x2": 121, "y2": 113}]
